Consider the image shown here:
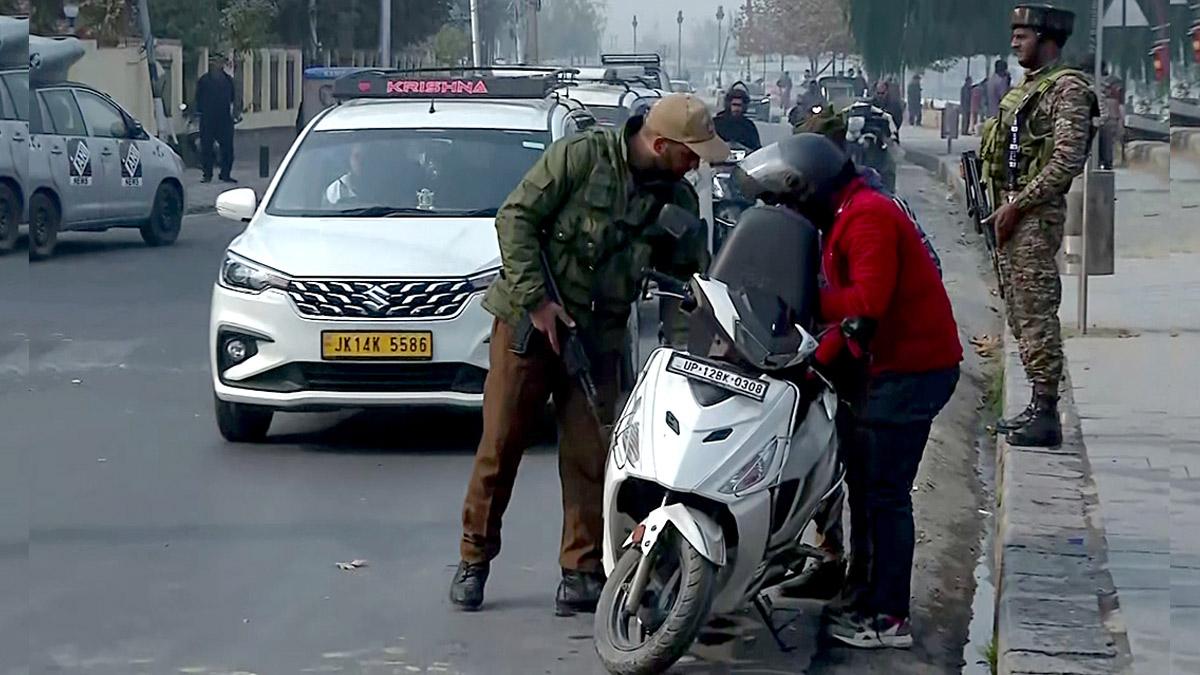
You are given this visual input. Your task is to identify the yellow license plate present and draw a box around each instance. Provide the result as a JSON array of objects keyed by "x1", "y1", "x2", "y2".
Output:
[{"x1": 321, "y1": 332, "x2": 433, "y2": 360}]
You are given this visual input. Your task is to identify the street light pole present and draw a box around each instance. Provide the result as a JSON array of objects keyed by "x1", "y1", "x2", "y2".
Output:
[
  {"x1": 1079, "y1": 0, "x2": 1105, "y2": 333},
  {"x1": 716, "y1": 5, "x2": 725, "y2": 86},
  {"x1": 677, "y1": 11, "x2": 684, "y2": 76},
  {"x1": 632, "y1": 15, "x2": 638, "y2": 52},
  {"x1": 379, "y1": 0, "x2": 391, "y2": 67},
  {"x1": 470, "y1": 0, "x2": 483, "y2": 66}
]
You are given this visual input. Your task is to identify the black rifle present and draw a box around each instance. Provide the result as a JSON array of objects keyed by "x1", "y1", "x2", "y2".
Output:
[
  {"x1": 538, "y1": 250, "x2": 602, "y2": 423},
  {"x1": 960, "y1": 150, "x2": 1005, "y2": 300}
]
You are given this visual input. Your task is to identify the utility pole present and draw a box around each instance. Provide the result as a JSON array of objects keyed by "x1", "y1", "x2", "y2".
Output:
[
  {"x1": 531, "y1": 0, "x2": 540, "y2": 64},
  {"x1": 677, "y1": 10, "x2": 684, "y2": 76},
  {"x1": 1079, "y1": 0, "x2": 1105, "y2": 333},
  {"x1": 134, "y1": 0, "x2": 170, "y2": 143},
  {"x1": 379, "y1": 0, "x2": 391, "y2": 67},
  {"x1": 716, "y1": 5, "x2": 724, "y2": 85},
  {"x1": 470, "y1": 0, "x2": 483, "y2": 66}
]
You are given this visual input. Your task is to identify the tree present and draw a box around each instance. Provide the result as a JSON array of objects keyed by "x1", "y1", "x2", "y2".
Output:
[
  {"x1": 221, "y1": 0, "x2": 279, "y2": 54},
  {"x1": 539, "y1": 0, "x2": 606, "y2": 63},
  {"x1": 433, "y1": 24, "x2": 470, "y2": 65}
]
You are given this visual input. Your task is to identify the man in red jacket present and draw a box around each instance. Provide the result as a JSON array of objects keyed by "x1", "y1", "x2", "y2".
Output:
[{"x1": 735, "y1": 134, "x2": 962, "y2": 648}]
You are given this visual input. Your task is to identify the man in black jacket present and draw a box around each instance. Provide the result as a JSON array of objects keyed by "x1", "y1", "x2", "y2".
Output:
[
  {"x1": 195, "y1": 56, "x2": 238, "y2": 183},
  {"x1": 713, "y1": 87, "x2": 762, "y2": 151}
]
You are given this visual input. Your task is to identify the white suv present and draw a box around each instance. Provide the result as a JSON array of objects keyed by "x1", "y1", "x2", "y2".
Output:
[{"x1": 209, "y1": 69, "x2": 597, "y2": 442}]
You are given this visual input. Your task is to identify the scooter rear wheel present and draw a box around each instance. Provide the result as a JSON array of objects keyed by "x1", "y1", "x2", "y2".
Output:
[{"x1": 594, "y1": 531, "x2": 718, "y2": 675}]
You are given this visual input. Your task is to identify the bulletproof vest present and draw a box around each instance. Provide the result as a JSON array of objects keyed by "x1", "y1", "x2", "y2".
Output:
[{"x1": 980, "y1": 66, "x2": 1089, "y2": 197}]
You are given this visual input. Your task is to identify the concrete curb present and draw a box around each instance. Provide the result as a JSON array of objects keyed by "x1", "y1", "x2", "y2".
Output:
[
  {"x1": 900, "y1": 145, "x2": 967, "y2": 200},
  {"x1": 1124, "y1": 141, "x2": 1169, "y2": 174},
  {"x1": 993, "y1": 330, "x2": 1133, "y2": 674}
]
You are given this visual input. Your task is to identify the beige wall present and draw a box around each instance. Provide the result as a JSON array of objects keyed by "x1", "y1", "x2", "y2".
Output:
[{"x1": 65, "y1": 39, "x2": 184, "y2": 137}]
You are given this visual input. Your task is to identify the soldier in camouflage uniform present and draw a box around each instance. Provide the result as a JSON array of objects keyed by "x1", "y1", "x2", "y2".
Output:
[
  {"x1": 981, "y1": 4, "x2": 1098, "y2": 447},
  {"x1": 450, "y1": 94, "x2": 728, "y2": 614}
]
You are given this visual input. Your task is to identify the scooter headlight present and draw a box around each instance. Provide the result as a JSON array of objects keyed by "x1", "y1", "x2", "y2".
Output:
[{"x1": 720, "y1": 438, "x2": 780, "y2": 495}]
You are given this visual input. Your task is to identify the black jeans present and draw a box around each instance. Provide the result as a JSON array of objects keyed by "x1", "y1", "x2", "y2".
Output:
[
  {"x1": 200, "y1": 119, "x2": 235, "y2": 179},
  {"x1": 844, "y1": 367, "x2": 959, "y2": 619}
]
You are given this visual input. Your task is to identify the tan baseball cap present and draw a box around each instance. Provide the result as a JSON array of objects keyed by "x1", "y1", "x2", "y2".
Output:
[{"x1": 645, "y1": 93, "x2": 731, "y2": 164}]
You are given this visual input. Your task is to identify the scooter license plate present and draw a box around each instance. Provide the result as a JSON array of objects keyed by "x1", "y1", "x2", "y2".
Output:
[{"x1": 666, "y1": 354, "x2": 768, "y2": 402}]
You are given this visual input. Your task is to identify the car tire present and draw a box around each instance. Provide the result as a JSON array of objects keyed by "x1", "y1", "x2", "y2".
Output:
[
  {"x1": 28, "y1": 192, "x2": 60, "y2": 261},
  {"x1": 0, "y1": 183, "x2": 17, "y2": 253},
  {"x1": 141, "y1": 183, "x2": 183, "y2": 247},
  {"x1": 214, "y1": 394, "x2": 273, "y2": 443}
]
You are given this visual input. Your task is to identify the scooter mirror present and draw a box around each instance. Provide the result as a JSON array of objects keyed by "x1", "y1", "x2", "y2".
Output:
[{"x1": 656, "y1": 204, "x2": 705, "y2": 240}]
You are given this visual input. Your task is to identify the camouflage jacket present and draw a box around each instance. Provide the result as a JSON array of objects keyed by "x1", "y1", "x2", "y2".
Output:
[
  {"x1": 981, "y1": 62, "x2": 1097, "y2": 217},
  {"x1": 481, "y1": 117, "x2": 707, "y2": 352}
]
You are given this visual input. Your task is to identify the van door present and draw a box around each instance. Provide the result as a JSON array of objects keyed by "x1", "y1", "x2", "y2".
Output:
[
  {"x1": 36, "y1": 87, "x2": 104, "y2": 226},
  {"x1": 73, "y1": 89, "x2": 132, "y2": 223}
]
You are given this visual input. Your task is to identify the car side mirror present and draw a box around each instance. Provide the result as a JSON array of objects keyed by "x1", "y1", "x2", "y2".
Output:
[
  {"x1": 127, "y1": 119, "x2": 147, "y2": 139},
  {"x1": 216, "y1": 188, "x2": 258, "y2": 223},
  {"x1": 656, "y1": 204, "x2": 704, "y2": 240}
]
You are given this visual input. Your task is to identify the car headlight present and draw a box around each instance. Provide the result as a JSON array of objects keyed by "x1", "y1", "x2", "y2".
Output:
[
  {"x1": 466, "y1": 267, "x2": 502, "y2": 293},
  {"x1": 720, "y1": 438, "x2": 780, "y2": 494},
  {"x1": 219, "y1": 254, "x2": 289, "y2": 294}
]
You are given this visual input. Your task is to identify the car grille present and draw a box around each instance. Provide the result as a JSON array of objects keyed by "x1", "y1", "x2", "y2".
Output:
[
  {"x1": 286, "y1": 279, "x2": 475, "y2": 320},
  {"x1": 231, "y1": 362, "x2": 487, "y2": 395}
]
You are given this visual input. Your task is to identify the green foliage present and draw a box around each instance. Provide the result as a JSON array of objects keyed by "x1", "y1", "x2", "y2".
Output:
[
  {"x1": 539, "y1": 0, "x2": 606, "y2": 63},
  {"x1": 221, "y1": 0, "x2": 279, "y2": 54},
  {"x1": 433, "y1": 24, "x2": 470, "y2": 66}
]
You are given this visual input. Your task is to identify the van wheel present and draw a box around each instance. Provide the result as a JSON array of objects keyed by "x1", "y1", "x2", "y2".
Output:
[
  {"x1": 29, "y1": 193, "x2": 60, "y2": 261},
  {"x1": 214, "y1": 395, "x2": 273, "y2": 443},
  {"x1": 0, "y1": 183, "x2": 17, "y2": 253},
  {"x1": 142, "y1": 183, "x2": 183, "y2": 246}
]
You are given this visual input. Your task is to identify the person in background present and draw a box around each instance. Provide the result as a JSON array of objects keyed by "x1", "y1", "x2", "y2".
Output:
[
  {"x1": 714, "y1": 86, "x2": 763, "y2": 151},
  {"x1": 960, "y1": 76, "x2": 974, "y2": 135},
  {"x1": 986, "y1": 59, "x2": 1012, "y2": 119},
  {"x1": 970, "y1": 80, "x2": 984, "y2": 132},
  {"x1": 195, "y1": 55, "x2": 238, "y2": 184},
  {"x1": 777, "y1": 70, "x2": 794, "y2": 115},
  {"x1": 849, "y1": 67, "x2": 869, "y2": 98},
  {"x1": 907, "y1": 74, "x2": 923, "y2": 127},
  {"x1": 789, "y1": 79, "x2": 828, "y2": 127}
]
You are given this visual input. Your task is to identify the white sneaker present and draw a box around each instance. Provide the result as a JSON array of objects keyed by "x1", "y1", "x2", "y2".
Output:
[{"x1": 828, "y1": 614, "x2": 913, "y2": 649}]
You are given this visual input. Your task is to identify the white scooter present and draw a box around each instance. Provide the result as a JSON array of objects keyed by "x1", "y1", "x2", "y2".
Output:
[{"x1": 593, "y1": 204, "x2": 851, "y2": 675}]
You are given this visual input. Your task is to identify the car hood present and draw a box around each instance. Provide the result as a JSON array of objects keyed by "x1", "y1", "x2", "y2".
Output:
[{"x1": 228, "y1": 213, "x2": 502, "y2": 278}]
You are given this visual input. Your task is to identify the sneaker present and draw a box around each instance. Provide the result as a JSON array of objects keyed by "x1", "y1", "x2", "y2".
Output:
[
  {"x1": 828, "y1": 614, "x2": 913, "y2": 649},
  {"x1": 555, "y1": 569, "x2": 605, "y2": 617},
  {"x1": 448, "y1": 561, "x2": 489, "y2": 611}
]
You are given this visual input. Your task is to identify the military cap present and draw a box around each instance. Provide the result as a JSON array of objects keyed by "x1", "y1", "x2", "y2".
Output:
[
  {"x1": 795, "y1": 104, "x2": 846, "y2": 142},
  {"x1": 1011, "y1": 4, "x2": 1076, "y2": 37}
]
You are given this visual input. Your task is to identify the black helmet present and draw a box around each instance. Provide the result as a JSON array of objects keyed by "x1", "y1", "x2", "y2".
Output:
[{"x1": 732, "y1": 133, "x2": 855, "y2": 223}]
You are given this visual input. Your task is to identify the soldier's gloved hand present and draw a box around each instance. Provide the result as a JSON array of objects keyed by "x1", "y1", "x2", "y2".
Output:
[{"x1": 531, "y1": 299, "x2": 574, "y2": 356}]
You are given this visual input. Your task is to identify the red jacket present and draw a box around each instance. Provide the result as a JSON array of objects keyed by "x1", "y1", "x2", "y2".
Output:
[{"x1": 815, "y1": 178, "x2": 963, "y2": 376}]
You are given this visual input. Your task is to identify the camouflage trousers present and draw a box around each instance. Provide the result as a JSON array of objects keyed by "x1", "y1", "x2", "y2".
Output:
[{"x1": 997, "y1": 210, "x2": 1065, "y2": 394}]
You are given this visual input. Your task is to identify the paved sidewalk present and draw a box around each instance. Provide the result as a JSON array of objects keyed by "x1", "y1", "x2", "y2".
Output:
[
  {"x1": 1057, "y1": 157, "x2": 1199, "y2": 674},
  {"x1": 181, "y1": 159, "x2": 280, "y2": 215}
]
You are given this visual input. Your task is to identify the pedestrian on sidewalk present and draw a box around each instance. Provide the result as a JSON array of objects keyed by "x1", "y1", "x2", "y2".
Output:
[
  {"x1": 737, "y1": 133, "x2": 961, "y2": 648},
  {"x1": 981, "y1": 4, "x2": 1098, "y2": 447},
  {"x1": 986, "y1": 59, "x2": 1012, "y2": 119},
  {"x1": 449, "y1": 94, "x2": 725, "y2": 615},
  {"x1": 907, "y1": 74, "x2": 923, "y2": 127},
  {"x1": 960, "y1": 76, "x2": 974, "y2": 135},
  {"x1": 195, "y1": 55, "x2": 238, "y2": 184}
]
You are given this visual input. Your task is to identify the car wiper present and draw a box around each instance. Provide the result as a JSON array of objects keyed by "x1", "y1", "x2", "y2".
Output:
[{"x1": 332, "y1": 206, "x2": 432, "y2": 217}]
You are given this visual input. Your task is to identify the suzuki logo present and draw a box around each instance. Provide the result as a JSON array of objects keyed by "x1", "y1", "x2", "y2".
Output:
[{"x1": 363, "y1": 285, "x2": 390, "y2": 311}]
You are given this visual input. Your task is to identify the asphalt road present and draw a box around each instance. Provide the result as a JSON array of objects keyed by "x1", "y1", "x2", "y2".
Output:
[{"x1": 1, "y1": 126, "x2": 989, "y2": 675}]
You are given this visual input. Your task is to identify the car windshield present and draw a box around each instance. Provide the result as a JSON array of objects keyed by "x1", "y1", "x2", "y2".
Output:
[{"x1": 266, "y1": 127, "x2": 551, "y2": 217}]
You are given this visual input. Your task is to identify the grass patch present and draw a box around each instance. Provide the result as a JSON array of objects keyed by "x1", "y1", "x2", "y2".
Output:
[
  {"x1": 986, "y1": 363, "x2": 1005, "y2": 420},
  {"x1": 981, "y1": 636, "x2": 999, "y2": 675}
]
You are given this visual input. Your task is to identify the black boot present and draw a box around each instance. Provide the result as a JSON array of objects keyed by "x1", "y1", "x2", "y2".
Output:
[
  {"x1": 449, "y1": 561, "x2": 489, "y2": 611},
  {"x1": 778, "y1": 557, "x2": 846, "y2": 601},
  {"x1": 1006, "y1": 394, "x2": 1062, "y2": 448},
  {"x1": 555, "y1": 569, "x2": 606, "y2": 616},
  {"x1": 997, "y1": 390, "x2": 1036, "y2": 432}
]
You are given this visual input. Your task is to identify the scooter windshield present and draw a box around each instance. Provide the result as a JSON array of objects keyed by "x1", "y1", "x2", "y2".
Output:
[{"x1": 726, "y1": 286, "x2": 807, "y2": 371}]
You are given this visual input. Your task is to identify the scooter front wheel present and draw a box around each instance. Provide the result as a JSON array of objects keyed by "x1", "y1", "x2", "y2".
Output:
[{"x1": 594, "y1": 530, "x2": 718, "y2": 675}]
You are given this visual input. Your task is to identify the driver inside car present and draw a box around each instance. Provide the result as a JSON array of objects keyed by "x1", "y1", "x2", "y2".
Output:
[{"x1": 733, "y1": 134, "x2": 962, "y2": 649}]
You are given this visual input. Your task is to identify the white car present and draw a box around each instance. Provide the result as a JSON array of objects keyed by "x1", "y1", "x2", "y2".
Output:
[
  {"x1": 208, "y1": 69, "x2": 599, "y2": 442},
  {"x1": 564, "y1": 82, "x2": 662, "y2": 130}
]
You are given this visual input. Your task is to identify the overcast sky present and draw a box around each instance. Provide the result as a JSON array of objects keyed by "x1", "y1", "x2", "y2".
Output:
[{"x1": 599, "y1": 0, "x2": 731, "y2": 49}]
